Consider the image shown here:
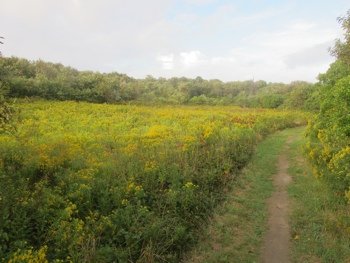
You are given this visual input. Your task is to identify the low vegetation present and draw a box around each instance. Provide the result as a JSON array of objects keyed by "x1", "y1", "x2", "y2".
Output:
[
  {"x1": 184, "y1": 128, "x2": 296, "y2": 263},
  {"x1": 1, "y1": 7, "x2": 350, "y2": 263},
  {"x1": 0, "y1": 101, "x2": 304, "y2": 262},
  {"x1": 289, "y1": 128, "x2": 350, "y2": 262}
]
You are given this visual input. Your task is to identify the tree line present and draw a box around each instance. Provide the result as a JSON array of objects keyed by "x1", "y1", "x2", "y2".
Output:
[{"x1": 0, "y1": 56, "x2": 317, "y2": 110}]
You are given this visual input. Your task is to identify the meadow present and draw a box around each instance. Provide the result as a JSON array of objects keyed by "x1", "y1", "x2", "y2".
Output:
[{"x1": 0, "y1": 100, "x2": 305, "y2": 262}]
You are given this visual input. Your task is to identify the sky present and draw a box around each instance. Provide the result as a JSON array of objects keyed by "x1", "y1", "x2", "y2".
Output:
[{"x1": 0, "y1": 0, "x2": 349, "y2": 83}]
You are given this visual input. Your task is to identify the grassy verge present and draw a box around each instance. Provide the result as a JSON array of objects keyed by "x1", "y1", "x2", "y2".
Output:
[
  {"x1": 184, "y1": 128, "x2": 299, "y2": 263},
  {"x1": 288, "y1": 129, "x2": 350, "y2": 263}
]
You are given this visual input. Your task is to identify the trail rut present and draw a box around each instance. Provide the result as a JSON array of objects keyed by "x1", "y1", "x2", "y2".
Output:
[{"x1": 260, "y1": 137, "x2": 293, "y2": 263}]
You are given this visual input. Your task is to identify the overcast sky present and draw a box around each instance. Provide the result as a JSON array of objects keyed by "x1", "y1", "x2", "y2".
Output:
[{"x1": 1, "y1": 0, "x2": 349, "y2": 82}]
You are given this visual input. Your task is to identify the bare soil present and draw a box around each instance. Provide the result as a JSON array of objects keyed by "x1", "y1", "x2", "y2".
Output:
[{"x1": 260, "y1": 137, "x2": 293, "y2": 263}]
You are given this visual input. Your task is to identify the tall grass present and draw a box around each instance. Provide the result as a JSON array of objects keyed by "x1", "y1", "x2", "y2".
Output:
[{"x1": 0, "y1": 101, "x2": 305, "y2": 262}]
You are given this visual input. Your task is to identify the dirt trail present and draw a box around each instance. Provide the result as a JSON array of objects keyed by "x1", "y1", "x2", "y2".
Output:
[{"x1": 260, "y1": 136, "x2": 293, "y2": 263}]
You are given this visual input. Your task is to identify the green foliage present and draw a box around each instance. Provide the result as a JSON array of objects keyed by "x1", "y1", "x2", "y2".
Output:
[
  {"x1": 0, "y1": 80, "x2": 16, "y2": 134},
  {"x1": 306, "y1": 10, "x2": 350, "y2": 202},
  {"x1": 257, "y1": 93, "x2": 285, "y2": 108},
  {"x1": 284, "y1": 82, "x2": 318, "y2": 110},
  {"x1": 289, "y1": 130, "x2": 350, "y2": 262},
  {"x1": 0, "y1": 99, "x2": 15, "y2": 134},
  {"x1": 0, "y1": 101, "x2": 305, "y2": 262},
  {"x1": 185, "y1": 127, "x2": 297, "y2": 263},
  {"x1": 331, "y1": 10, "x2": 350, "y2": 65},
  {"x1": 0, "y1": 56, "x2": 315, "y2": 108}
]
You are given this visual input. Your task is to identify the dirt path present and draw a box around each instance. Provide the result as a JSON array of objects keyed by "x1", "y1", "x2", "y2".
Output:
[
  {"x1": 260, "y1": 136, "x2": 293, "y2": 263},
  {"x1": 184, "y1": 130, "x2": 301, "y2": 263}
]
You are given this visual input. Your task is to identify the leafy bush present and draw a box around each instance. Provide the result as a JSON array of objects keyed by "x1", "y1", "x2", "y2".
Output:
[
  {"x1": 306, "y1": 10, "x2": 350, "y2": 202},
  {"x1": 306, "y1": 69, "x2": 350, "y2": 199}
]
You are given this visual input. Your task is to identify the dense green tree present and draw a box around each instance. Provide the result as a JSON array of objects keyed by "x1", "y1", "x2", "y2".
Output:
[
  {"x1": 284, "y1": 82, "x2": 315, "y2": 110},
  {"x1": 306, "y1": 9, "x2": 350, "y2": 201},
  {"x1": 331, "y1": 10, "x2": 350, "y2": 65},
  {"x1": 0, "y1": 56, "x2": 314, "y2": 108}
]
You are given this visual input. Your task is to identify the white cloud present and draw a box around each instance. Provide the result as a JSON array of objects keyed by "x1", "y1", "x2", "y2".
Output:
[
  {"x1": 251, "y1": 21, "x2": 338, "y2": 52},
  {"x1": 180, "y1": 50, "x2": 204, "y2": 67},
  {"x1": 157, "y1": 54, "x2": 174, "y2": 70},
  {"x1": 284, "y1": 42, "x2": 332, "y2": 69},
  {"x1": 288, "y1": 21, "x2": 316, "y2": 31},
  {"x1": 182, "y1": 0, "x2": 216, "y2": 5},
  {"x1": 154, "y1": 18, "x2": 340, "y2": 82},
  {"x1": 0, "y1": 0, "x2": 347, "y2": 82}
]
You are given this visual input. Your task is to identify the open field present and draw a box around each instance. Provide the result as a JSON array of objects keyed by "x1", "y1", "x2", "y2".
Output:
[
  {"x1": 0, "y1": 101, "x2": 305, "y2": 262},
  {"x1": 1, "y1": 5, "x2": 350, "y2": 263}
]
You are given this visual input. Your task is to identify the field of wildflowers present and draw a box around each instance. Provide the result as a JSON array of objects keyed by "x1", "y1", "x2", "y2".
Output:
[{"x1": 0, "y1": 100, "x2": 305, "y2": 262}]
